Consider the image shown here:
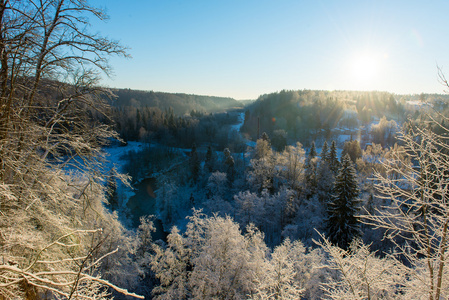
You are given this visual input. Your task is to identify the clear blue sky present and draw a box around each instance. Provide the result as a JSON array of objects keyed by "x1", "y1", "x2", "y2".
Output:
[{"x1": 89, "y1": 0, "x2": 449, "y2": 100}]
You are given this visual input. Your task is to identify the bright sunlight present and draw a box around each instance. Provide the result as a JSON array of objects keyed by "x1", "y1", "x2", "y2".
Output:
[
  {"x1": 352, "y1": 55, "x2": 378, "y2": 79},
  {"x1": 347, "y1": 51, "x2": 386, "y2": 90}
]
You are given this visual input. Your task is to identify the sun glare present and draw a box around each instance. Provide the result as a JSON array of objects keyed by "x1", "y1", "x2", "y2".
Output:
[{"x1": 351, "y1": 53, "x2": 380, "y2": 82}]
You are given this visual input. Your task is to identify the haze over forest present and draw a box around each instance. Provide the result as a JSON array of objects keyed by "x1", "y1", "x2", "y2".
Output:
[{"x1": 2, "y1": 1, "x2": 449, "y2": 300}]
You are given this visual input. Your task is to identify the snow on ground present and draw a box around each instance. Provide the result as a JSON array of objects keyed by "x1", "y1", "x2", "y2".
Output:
[
  {"x1": 102, "y1": 141, "x2": 146, "y2": 172},
  {"x1": 406, "y1": 100, "x2": 426, "y2": 107},
  {"x1": 337, "y1": 134, "x2": 352, "y2": 145}
]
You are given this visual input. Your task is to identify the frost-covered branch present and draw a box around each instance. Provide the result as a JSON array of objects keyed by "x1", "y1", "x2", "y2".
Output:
[{"x1": 362, "y1": 118, "x2": 449, "y2": 299}]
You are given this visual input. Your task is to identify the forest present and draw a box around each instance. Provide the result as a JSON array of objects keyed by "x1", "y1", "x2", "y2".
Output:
[
  {"x1": 110, "y1": 88, "x2": 243, "y2": 115},
  {"x1": 1, "y1": 1, "x2": 449, "y2": 300}
]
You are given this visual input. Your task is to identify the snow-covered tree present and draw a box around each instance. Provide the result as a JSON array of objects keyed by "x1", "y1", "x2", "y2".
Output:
[
  {"x1": 316, "y1": 235, "x2": 406, "y2": 299},
  {"x1": 326, "y1": 154, "x2": 361, "y2": 249},
  {"x1": 363, "y1": 116, "x2": 449, "y2": 300},
  {"x1": 150, "y1": 210, "x2": 337, "y2": 300},
  {"x1": 276, "y1": 142, "x2": 306, "y2": 191},
  {"x1": 248, "y1": 138, "x2": 276, "y2": 192},
  {"x1": 235, "y1": 191, "x2": 264, "y2": 227},
  {"x1": 252, "y1": 239, "x2": 304, "y2": 299},
  {"x1": 207, "y1": 171, "x2": 228, "y2": 199},
  {"x1": 151, "y1": 211, "x2": 268, "y2": 299},
  {"x1": 253, "y1": 237, "x2": 331, "y2": 300},
  {"x1": 156, "y1": 175, "x2": 178, "y2": 226},
  {"x1": 151, "y1": 226, "x2": 192, "y2": 299},
  {"x1": 136, "y1": 216, "x2": 156, "y2": 258},
  {"x1": 188, "y1": 216, "x2": 259, "y2": 299},
  {"x1": 356, "y1": 143, "x2": 387, "y2": 180},
  {"x1": 234, "y1": 188, "x2": 296, "y2": 246},
  {"x1": 254, "y1": 134, "x2": 273, "y2": 160},
  {"x1": 370, "y1": 116, "x2": 398, "y2": 146},
  {"x1": 133, "y1": 216, "x2": 157, "y2": 297}
]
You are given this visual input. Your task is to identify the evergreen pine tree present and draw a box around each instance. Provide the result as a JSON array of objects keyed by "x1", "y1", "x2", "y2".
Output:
[
  {"x1": 308, "y1": 141, "x2": 317, "y2": 159},
  {"x1": 317, "y1": 141, "x2": 334, "y2": 202},
  {"x1": 326, "y1": 154, "x2": 361, "y2": 249},
  {"x1": 328, "y1": 140, "x2": 340, "y2": 175},
  {"x1": 224, "y1": 148, "x2": 236, "y2": 185},
  {"x1": 205, "y1": 145, "x2": 215, "y2": 173},
  {"x1": 254, "y1": 135, "x2": 272, "y2": 160},
  {"x1": 304, "y1": 141, "x2": 318, "y2": 198},
  {"x1": 320, "y1": 141, "x2": 329, "y2": 163}
]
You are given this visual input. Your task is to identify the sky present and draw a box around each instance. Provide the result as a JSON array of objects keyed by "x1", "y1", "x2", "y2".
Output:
[{"x1": 88, "y1": 0, "x2": 449, "y2": 100}]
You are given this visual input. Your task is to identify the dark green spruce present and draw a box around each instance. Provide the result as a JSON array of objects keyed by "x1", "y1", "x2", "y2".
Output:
[{"x1": 326, "y1": 153, "x2": 361, "y2": 249}]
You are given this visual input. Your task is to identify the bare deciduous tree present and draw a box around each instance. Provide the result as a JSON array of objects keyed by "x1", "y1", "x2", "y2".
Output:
[
  {"x1": 0, "y1": 0, "x2": 143, "y2": 298},
  {"x1": 363, "y1": 117, "x2": 449, "y2": 300}
]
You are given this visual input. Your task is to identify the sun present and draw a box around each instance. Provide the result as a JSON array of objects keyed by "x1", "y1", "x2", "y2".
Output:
[{"x1": 350, "y1": 53, "x2": 380, "y2": 83}]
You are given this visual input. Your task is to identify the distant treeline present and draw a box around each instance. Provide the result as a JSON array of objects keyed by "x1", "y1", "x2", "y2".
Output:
[
  {"x1": 241, "y1": 89, "x2": 449, "y2": 145},
  {"x1": 102, "y1": 88, "x2": 248, "y2": 149},
  {"x1": 103, "y1": 87, "x2": 449, "y2": 150},
  {"x1": 109, "y1": 106, "x2": 245, "y2": 150},
  {"x1": 110, "y1": 88, "x2": 244, "y2": 115}
]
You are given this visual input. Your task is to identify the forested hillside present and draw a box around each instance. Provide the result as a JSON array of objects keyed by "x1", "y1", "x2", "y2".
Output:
[
  {"x1": 111, "y1": 88, "x2": 244, "y2": 115},
  {"x1": 102, "y1": 89, "x2": 246, "y2": 146},
  {"x1": 241, "y1": 89, "x2": 449, "y2": 146}
]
